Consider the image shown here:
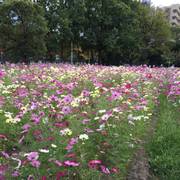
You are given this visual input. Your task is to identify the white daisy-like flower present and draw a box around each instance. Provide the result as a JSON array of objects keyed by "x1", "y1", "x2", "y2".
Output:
[
  {"x1": 79, "y1": 134, "x2": 89, "y2": 141},
  {"x1": 39, "y1": 149, "x2": 49, "y2": 153}
]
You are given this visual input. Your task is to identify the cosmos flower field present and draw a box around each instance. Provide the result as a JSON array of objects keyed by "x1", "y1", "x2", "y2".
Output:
[{"x1": 0, "y1": 64, "x2": 179, "y2": 179}]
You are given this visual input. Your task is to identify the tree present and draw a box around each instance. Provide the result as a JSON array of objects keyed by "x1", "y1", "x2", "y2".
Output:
[
  {"x1": 81, "y1": 0, "x2": 141, "y2": 65},
  {"x1": 171, "y1": 27, "x2": 180, "y2": 66},
  {"x1": 136, "y1": 5, "x2": 172, "y2": 65},
  {"x1": 0, "y1": 0, "x2": 48, "y2": 63}
]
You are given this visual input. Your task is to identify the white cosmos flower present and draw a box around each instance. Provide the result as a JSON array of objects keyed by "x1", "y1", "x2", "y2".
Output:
[
  {"x1": 98, "y1": 110, "x2": 106, "y2": 113},
  {"x1": 79, "y1": 134, "x2": 89, "y2": 140},
  {"x1": 51, "y1": 144, "x2": 57, "y2": 148},
  {"x1": 39, "y1": 149, "x2": 49, "y2": 153}
]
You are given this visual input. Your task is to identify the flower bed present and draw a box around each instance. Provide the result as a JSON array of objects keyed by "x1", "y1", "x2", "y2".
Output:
[{"x1": 0, "y1": 64, "x2": 179, "y2": 179}]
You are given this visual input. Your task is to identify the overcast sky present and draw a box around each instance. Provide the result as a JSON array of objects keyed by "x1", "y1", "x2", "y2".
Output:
[{"x1": 151, "y1": 0, "x2": 180, "y2": 7}]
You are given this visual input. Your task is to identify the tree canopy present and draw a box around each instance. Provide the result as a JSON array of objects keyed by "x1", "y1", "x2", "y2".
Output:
[
  {"x1": 0, "y1": 0, "x2": 48, "y2": 63},
  {"x1": 0, "y1": 0, "x2": 177, "y2": 66}
]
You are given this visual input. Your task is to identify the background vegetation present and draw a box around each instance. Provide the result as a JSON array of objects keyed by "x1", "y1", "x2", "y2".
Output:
[
  {"x1": 147, "y1": 95, "x2": 180, "y2": 180},
  {"x1": 0, "y1": 0, "x2": 179, "y2": 66}
]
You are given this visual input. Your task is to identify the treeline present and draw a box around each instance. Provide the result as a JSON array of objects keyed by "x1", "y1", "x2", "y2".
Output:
[{"x1": 0, "y1": 0, "x2": 179, "y2": 66}]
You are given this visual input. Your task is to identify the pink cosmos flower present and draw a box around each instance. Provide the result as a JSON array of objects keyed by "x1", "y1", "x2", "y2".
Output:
[
  {"x1": 0, "y1": 96, "x2": 5, "y2": 107},
  {"x1": 100, "y1": 165, "x2": 110, "y2": 174},
  {"x1": 62, "y1": 106, "x2": 71, "y2": 115},
  {"x1": 63, "y1": 160, "x2": 80, "y2": 167},
  {"x1": 22, "y1": 124, "x2": 31, "y2": 132},
  {"x1": 30, "y1": 102, "x2": 38, "y2": 110},
  {"x1": 0, "y1": 70, "x2": 5, "y2": 78},
  {"x1": 82, "y1": 119, "x2": 91, "y2": 124},
  {"x1": 31, "y1": 114, "x2": 41, "y2": 124},
  {"x1": 26, "y1": 152, "x2": 39, "y2": 161},
  {"x1": 54, "y1": 160, "x2": 63, "y2": 167},
  {"x1": 33, "y1": 129, "x2": 42, "y2": 140},
  {"x1": 84, "y1": 128, "x2": 94, "y2": 133},
  {"x1": 125, "y1": 83, "x2": 131, "y2": 89},
  {"x1": 82, "y1": 90, "x2": 90, "y2": 97},
  {"x1": 65, "y1": 137, "x2": 78, "y2": 151},
  {"x1": 56, "y1": 171, "x2": 67, "y2": 180},
  {"x1": 41, "y1": 176, "x2": 47, "y2": 180},
  {"x1": 0, "y1": 165, "x2": 8, "y2": 176},
  {"x1": 27, "y1": 175, "x2": 35, "y2": 180},
  {"x1": 30, "y1": 160, "x2": 41, "y2": 168},
  {"x1": 110, "y1": 91, "x2": 121, "y2": 100},
  {"x1": 88, "y1": 160, "x2": 102, "y2": 169},
  {"x1": 18, "y1": 135, "x2": 25, "y2": 144},
  {"x1": 0, "y1": 174, "x2": 5, "y2": 180},
  {"x1": 54, "y1": 121, "x2": 69, "y2": 128},
  {"x1": 1, "y1": 151, "x2": 9, "y2": 158},
  {"x1": 12, "y1": 170, "x2": 20, "y2": 177},
  {"x1": 16, "y1": 88, "x2": 29, "y2": 97},
  {"x1": 0, "y1": 134, "x2": 7, "y2": 140},
  {"x1": 63, "y1": 94, "x2": 73, "y2": 104},
  {"x1": 65, "y1": 153, "x2": 76, "y2": 158},
  {"x1": 111, "y1": 167, "x2": 119, "y2": 174},
  {"x1": 56, "y1": 90, "x2": 62, "y2": 95}
]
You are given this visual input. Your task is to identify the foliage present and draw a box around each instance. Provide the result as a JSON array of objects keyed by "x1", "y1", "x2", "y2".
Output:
[
  {"x1": 171, "y1": 27, "x2": 180, "y2": 66},
  {"x1": 147, "y1": 95, "x2": 180, "y2": 180},
  {"x1": 135, "y1": 5, "x2": 172, "y2": 65},
  {"x1": 0, "y1": 0, "x2": 177, "y2": 65},
  {"x1": 0, "y1": 0, "x2": 48, "y2": 62}
]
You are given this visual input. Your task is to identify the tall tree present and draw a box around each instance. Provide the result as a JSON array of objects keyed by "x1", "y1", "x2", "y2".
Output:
[
  {"x1": 80, "y1": 0, "x2": 142, "y2": 65},
  {"x1": 38, "y1": 0, "x2": 72, "y2": 61},
  {"x1": 136, "y1": 5, "x2": 172, "y2": 65},
  {"x1": 0, "y1": 0, "x2": 48, "y2": 63}
]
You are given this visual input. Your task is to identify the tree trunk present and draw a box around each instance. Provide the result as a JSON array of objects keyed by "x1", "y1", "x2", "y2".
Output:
[
  {"x1": 61, "y1": 42, "x2": 64, "y2": 61},
  {"x1": 70, "y1": 41, "x2": 73, "y2": 64}
]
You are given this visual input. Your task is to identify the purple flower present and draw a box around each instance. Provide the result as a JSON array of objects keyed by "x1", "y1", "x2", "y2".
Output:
[
  {"x1": 22, "y1": 124, "x2": 31, "y2": 132},
  {"x1": 84, "y1": 128, "x2": 94, "y2": 133},
  {"x1": 1, "y1": 151, "x2": 9, "y2": 158},
  {"x1": 54, "y1": 160, "x2": 63, "y2": 167},
  {"x1": 31, "y1": 114, "x2": 41, "y2": 124},
  {"x1": 65, "y1": 137, "x2": 78, "y2": 151},
  {"x1": 88, "y1": 160, "x2": 102, "y2": 169},
  {"x1": 16, "y1": 88, "x2": 29, "y2": 97},
  {"x1": 64, "y1": 160, "x2": 80, "y2": 167},
  {"x1": 0, "y1": 71, "x2": 5, "y2": 78},
  {"x1": 30, "y1": 160, "x2": 40, "y2": 168},
  {"x1": 82, "y1": 90, "x2": 90, "y2": 97},
  {"x1": 82, "y1": 119, "x2": 90, "y2": 124},
  {"x1": 27, "y1": 175, "x2": 35, "y2": 180},
  {"x1": 100, "y1": 165, "x2": 111, "y2": 174},
  {"x1": 12, "y1": 170, "x2": 20, "y2": 177},
  {"x1": 62, "y1": 106, "x2": 71, "y2": 115},
  {"x1": 63, "y1": 94, "x2": 73, "y2": 104},
  {"x1": 26, "y1": 152, "x2": 39, "y2": 161},
  {"x1": 18, "y1": 135, "x2": 25, "y2": 144},
  {"x1": 30, "y1": 102, "x2": 37, "y2": 110},
  {"x1": 111, "y1": 91, "x2": 120, "y2": 100}
]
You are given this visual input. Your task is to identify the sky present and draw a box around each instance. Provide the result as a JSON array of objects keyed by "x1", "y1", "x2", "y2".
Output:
[{"x1": 151, "y1": 0, "x2": 180, "y2": 7}]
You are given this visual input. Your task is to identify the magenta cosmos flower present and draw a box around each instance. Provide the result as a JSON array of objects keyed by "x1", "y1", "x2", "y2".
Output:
[
  {"x1": 88, "y1": 160, "x2": 102, "y2": 169},
  {"x1": 63, "y1": 160, "x2": 80, "y2": 167},
  {"x1": 100, "y1": 165, "x2": 110, "y2": 174},
  {"x1": 0, "y1": 70, "x2": 5, "y2": 78}
]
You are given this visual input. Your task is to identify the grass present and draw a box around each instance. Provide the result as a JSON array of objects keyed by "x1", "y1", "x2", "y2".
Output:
[{"x1": 147, "y1": 95, "x2": 180, "y2": 180}]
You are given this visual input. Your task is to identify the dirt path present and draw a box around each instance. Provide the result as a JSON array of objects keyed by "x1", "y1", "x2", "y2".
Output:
[
  {"x1": 127, "y1": 111, "x2": 158, "y2": 180},
  {"x1": 127, "y1": 148, "x2": 150, "y2": 180}
]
